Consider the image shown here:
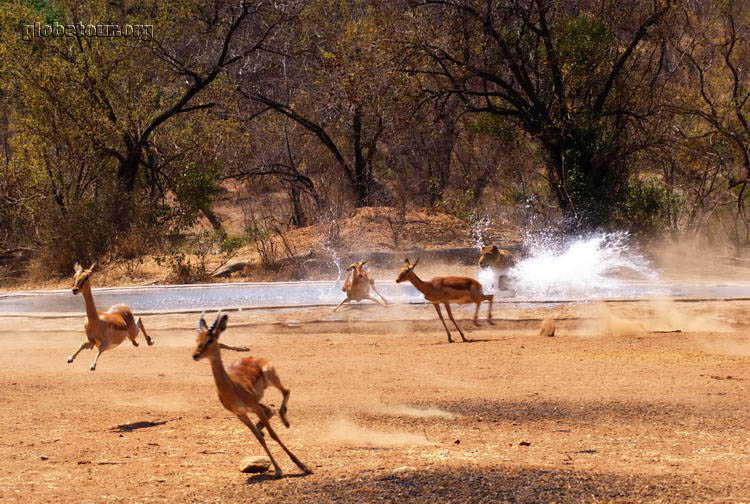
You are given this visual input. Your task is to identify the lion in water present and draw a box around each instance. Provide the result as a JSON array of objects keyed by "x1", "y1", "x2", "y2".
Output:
[{"x1": 479, "y1": 245, "x2": 516, "y2": 293}]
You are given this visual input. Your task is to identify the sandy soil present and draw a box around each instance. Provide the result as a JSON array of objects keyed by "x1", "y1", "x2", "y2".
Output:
[{"x1": 1, "y1": 298, "x2": 749, "y2": 503}]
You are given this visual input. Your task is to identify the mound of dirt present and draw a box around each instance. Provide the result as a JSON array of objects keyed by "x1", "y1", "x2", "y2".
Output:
[{"x1": 260, "y1": 207, "x2": 522, "y2": 257}]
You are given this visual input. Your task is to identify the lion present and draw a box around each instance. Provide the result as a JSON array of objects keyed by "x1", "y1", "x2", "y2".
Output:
[{"x1": 479, "y1": 245, "x2": 516, "y2": 293}]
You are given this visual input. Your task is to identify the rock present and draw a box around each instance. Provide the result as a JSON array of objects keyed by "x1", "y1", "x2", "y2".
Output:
[
  {"x1": 539, "y1": 318, "x2": 555, "y2": 337},
  {"x1": 239, "y1": 456, "x2": 271, "y2": 474}
]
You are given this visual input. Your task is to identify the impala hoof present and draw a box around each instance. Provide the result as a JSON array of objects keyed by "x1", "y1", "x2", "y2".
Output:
[
  {"x1": 147, "y1": 339, "x2": 154, "y2": 346},
  {"x1": 301, "y1": 465, "x2": 313, "y2": 474},
  {"x1": 67, "y1": 357, "x2": 73, "y2": 363},
  {"x1": 89, "y1": 365, "x2": 96, "y2": 371},
  {"x1": 273, "y1": 470, "x2": 283, "y2": 479}
]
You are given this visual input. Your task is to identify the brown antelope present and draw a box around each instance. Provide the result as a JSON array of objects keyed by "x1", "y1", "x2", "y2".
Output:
[
  {"x1": 396, "y1": 258, "x2": 493, "y2": 343},
  {"x1": 68, "y1": 262, "x2": 153, "y2": 371},
  {"x1": 333, "y1": 260, "x2": 389, "y2": 312},
  {"x1": 192, "y1": 311, "x2": 312, "y2": 478}
]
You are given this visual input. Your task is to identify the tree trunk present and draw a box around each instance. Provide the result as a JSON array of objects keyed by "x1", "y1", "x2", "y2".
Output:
[
  {"x1": 202, "y1": 207, "x2": 227, "y2": 239},
  {"x1": 352, "y1": 105, "x2": 369, "y2": 207},
  {"x1": 288, "y1": 184, "x2": 307, "y2": 228}
]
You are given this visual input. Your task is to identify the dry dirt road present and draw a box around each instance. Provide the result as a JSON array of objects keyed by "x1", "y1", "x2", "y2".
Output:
[{"x1": 1, "y1": 299, "x2": 749, "y2": 503}]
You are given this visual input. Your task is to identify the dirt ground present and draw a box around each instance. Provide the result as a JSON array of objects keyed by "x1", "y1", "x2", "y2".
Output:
[{"x1": 1, "y1": 298, "x2": 749, "y2": 503}]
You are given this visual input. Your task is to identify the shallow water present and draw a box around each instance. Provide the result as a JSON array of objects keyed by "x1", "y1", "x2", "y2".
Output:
[{"x1": 2, "y1": 280, "x2": 750, "y2": 314}]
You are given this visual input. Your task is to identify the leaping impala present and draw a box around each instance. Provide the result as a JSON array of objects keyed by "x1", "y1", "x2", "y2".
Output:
[
  {"x1": 334, "y1": 260, "x2": 389, "y2": 312},
  {"x1": 68, "y1": 262, "x2": 154, "y2": 371},
  {"x1": 396, "y1": 258, "x2": 494, "y2": 343},
  {"x1": 192, "y1": 311, "x2": 312, "y2": 478}
]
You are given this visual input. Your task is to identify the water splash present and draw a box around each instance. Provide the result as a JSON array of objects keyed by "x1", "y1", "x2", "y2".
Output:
[
  {"x1": 320, "y1": 218, "x2": 343, "y2": 283},
  {"x1": 471, "y1": 216, "x2": 491, "y2": 250},
  {"x1": 505, "y1": 232, "x2": 660, "y2": 300}
]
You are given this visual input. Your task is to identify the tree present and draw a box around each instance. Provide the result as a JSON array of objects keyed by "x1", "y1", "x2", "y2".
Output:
[
  {"x1": 0, "y1": 0, "x2": 288, "y2": 233},
  {"x1": 669, "y1": 1, "x2": 750, "y2": 244},
  {"x1": 237, "y1": 0, "x2": 394, "y2": 208},
  {"x1": 406, "y1": 0, "x2": 673, "y2": 229}
]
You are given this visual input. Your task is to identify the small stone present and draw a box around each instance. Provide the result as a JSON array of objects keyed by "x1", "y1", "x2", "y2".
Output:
[
  {"x1": 519, "y1": 440, "x2": 531, "y2": 446},
  {"x1": 40, "y1": 455, "x2": 49, "y2": 461},
  {"x1": 539, "y1": 318, "x2": 556, "y2": 337},
  {"x1": 239, "y1": 456, "x2": 271, "y2": 474}
]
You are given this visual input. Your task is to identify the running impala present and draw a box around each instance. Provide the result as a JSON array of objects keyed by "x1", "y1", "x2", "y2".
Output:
[{"x1": 67, "y1": 262, "x2": 153, "y2": 370}]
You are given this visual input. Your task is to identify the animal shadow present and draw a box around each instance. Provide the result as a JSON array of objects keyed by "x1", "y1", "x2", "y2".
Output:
[
  {"x1": 110, "y1": 419, "x2": 170, "y2": 433},
  {"x1": 245, "y1": 472, "x2": 310, "y2": 485}
]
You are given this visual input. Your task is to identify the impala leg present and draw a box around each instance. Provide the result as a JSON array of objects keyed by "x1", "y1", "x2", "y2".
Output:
[
  {"x1": 264, "y1": 367, "x2": 291, "y2": 428},
  {"x1": 137, "y1": 317, "x2": 154, "y2": 346},
  {"x1": 67, "y1": 340, "x2": 93, "y2": 363},
  {"x1": 254, "y1": 403, "x2": 276, "y2": 435},
  {"x1": 127, "y1": 325, "x2": 139, "y2": 347},
  {"x1": 483, "y1": 294, "x2": 494, "y2": 324},
  {"x1": 366, "y1": 295, "x2": 387, "y2": 307},
  {"x1": 333, "y1": 297, "x2": 350, "y2": 312},
  {"x1": 444, "y1": 303, "x2": 469, "y2": 342},
  {"x1": 237, "y1": 414, "x2": 284, "y2": 478},
  {"x1": 255, "y1": 409, "x2": 312, "y2": 475},
  {"x1": 219, "y1": 343, "x2": 250, "y2": 352},
  {"x1": 433, "y1": 304, "x2": 453, "y2": 343},
  {"x1": 370, "y1": 284, "x2": 389, "y2": 305},
  {"x1": 89, "y1": 339, "x2": 111, "y2": 371}
]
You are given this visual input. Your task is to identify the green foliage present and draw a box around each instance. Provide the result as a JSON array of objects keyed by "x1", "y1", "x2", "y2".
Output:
[
  {"x1": 614, "y1": 178, "x2": 675, "y2": 236},
  {"x1": 219, "y1": 234, "x2": 250, "y2": 254},
  {"x1": 436, "y1": 189, "x2": 476, "y2": 222},
  {"x1": 469, "y1": 113, "x2": 517, "y2": 144},
  {"x1": 553, "y1": 15, "x2": 612, "y2": 83},
  {"x1": 172, "y1": 164, "x2": 221, "y2": 228}
]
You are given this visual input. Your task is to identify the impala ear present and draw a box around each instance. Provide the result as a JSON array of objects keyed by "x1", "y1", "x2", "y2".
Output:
[
  {"x1": 403, "y1": 258, "x2": 411, "y2": 265},
  {"x1": 215, "y1": 314, "x2": 228, "y2": 333},
  {"x1": 361, "y1": 260, "x2": 368, "y2": 266},
  {"x1": 197, "y1": 311, "x2": 208, "y2": 332},
  {"x1": 346, "y1": 264, "x2": 355, "y2": 271},
  {"x1": 491, "y1": 245, "x2": 499, "y2": 253},
  {"x1": 74, "y1": 262, "x2": 82, "y2": 272}
]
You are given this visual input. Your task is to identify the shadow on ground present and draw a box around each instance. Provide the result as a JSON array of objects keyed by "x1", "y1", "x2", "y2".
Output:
[
  {"x1": 424, "y1": 397, "x2": 748, "y2": 428},
  {"x1": 110, "y1": 419, "x2": 171, "y2": 432},
  {"x1": 216, "y1": 465, "x2": 729, "y2": 503}
]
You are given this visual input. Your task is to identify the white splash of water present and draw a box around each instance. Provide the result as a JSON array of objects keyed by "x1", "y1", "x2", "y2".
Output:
[
  {"x1": 508, "y1": 232, "x2": 660, "y2": 300},
  {"x1": 471, "y1": 216, "x2": 491, "y2": 249},
  {"x1": 478, "y1": 268, "x2": 499, "y2": 293},
  {"x1": 321, "y1": 218, "x2": 343, "y2": 283}
]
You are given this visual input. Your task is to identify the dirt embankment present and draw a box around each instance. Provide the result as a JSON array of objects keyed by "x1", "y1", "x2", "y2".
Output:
[{"x1": 2, "y1": 207, "x2": 522, "y2": 291}]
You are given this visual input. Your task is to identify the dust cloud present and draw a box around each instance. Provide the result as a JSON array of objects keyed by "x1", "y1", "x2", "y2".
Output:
[
  {"x1": 325, "y1": 417, "x2": 433, "y2": 447},
  {"x1": 362, "y1": 402, "x2": 457, "y2": 419}
]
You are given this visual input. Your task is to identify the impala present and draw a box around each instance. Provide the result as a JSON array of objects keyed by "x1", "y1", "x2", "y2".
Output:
[
  {"x1": 333, "y1": 260, "x2": 389, "y2": 312},
  {"x1": 67, "y1": 262, "x2": 153, "y2": 371},
  {"x1": 192, "y1": 311, "x2": 312, "y2": 478},
  {"x1": 396, "y1": 258, "x2": 493, "y2": 342}
]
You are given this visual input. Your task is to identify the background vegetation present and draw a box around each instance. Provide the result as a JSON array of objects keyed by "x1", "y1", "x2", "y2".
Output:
[{"x1": 1, "y1": 0, "x2": 749, "y2": 281}]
